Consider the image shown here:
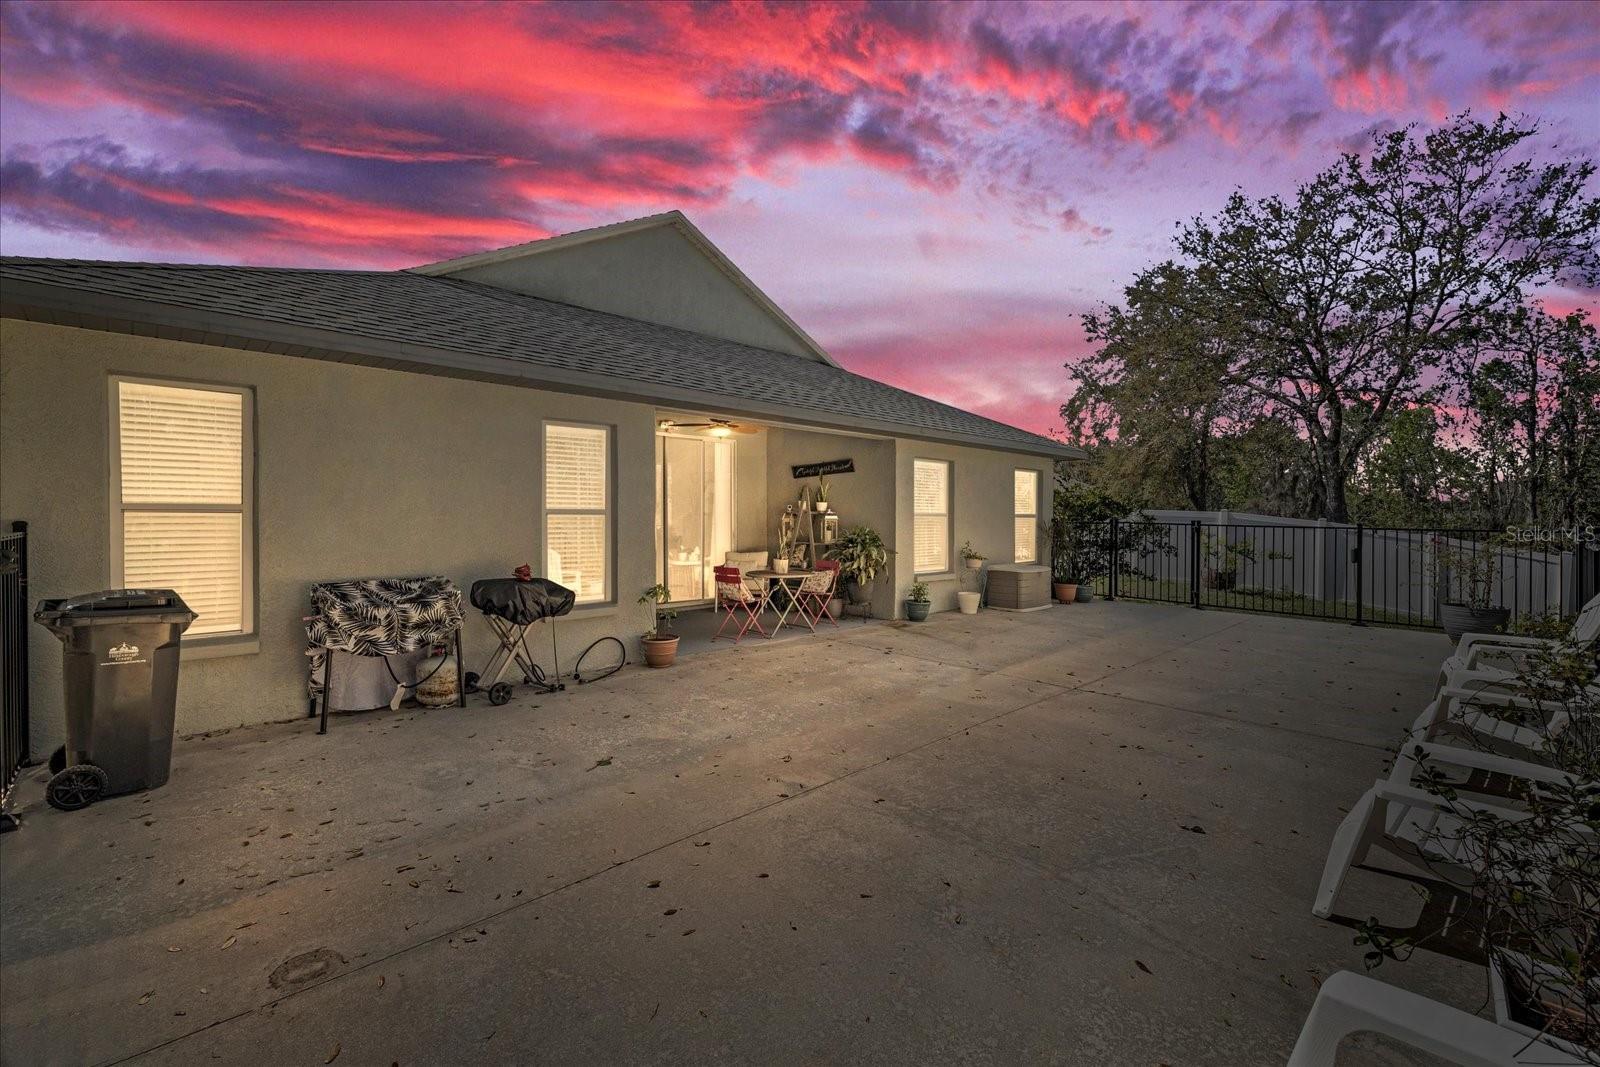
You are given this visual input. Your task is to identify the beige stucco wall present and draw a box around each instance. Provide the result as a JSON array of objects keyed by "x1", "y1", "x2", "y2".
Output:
[
  {"x1": 0, "y1": 319, "x2": 658, "y2": 757},
  {"x1": 732, "y1": 430, "x2": 767, "y2": 554},
  {"x1": 892, "y1": 440, "x2": 1055, "y2": 615},
  {"x1": 444, "y1": 226, "x2": 814, "y2": 359},
  {"x1": 763, "y1": 428, "x2": 898, "y2": 619}
]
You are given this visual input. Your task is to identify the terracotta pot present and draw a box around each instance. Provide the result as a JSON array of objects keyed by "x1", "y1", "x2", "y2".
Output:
[
  {"x1": 642, "y1": 634, "x2": 679, "y2": 668},
  {"x1": 1053, "y1": 582, "x2": 1078, "y2": 602}
]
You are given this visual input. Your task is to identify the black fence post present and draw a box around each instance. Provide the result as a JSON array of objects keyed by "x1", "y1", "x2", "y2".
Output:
[
  {"x1": 1, "y1": 520, "x2": 30, "y2": 829},
  {"x1": 1353, "y1": 524, "x2": 1365, "y2": 627},
  {"x1": 1189, "y1": 520, "x2": 1201, "y2": 609},
  {"x1": 1106, "y1": 518, "x2": 1119, "y2": 600}
]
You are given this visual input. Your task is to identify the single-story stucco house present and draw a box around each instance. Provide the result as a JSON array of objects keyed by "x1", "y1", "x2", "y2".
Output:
[{"x1": 0, "y1": 210, "x2": 1078, "y2": 750}]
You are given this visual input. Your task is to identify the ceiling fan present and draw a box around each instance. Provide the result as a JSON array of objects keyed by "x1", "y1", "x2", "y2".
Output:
[{"x1": 657, "y1": 417, "x2": 761, "y2": 437}]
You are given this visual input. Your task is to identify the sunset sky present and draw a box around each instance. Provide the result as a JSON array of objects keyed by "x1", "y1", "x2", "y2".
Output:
[{"x1": 2, "y1": 1, "x2": 1597, "y2": 437}]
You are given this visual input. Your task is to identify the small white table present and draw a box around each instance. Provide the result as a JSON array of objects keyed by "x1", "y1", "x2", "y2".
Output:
[{"x1": 748, "y1": 569, "x2": 818, "y2": 634}]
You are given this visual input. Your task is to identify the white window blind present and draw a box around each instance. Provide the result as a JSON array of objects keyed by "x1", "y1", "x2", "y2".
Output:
[
  {"x1": 913, "y1": 459, "x2": 950, "y2": 574},
  {"x1": 113, "y1": 380, "x2": 252, "y2": 637},
  {"x1": 545, "y1": 423, "x2": 610, "y2": 604},
  {"x1": 1014, "y1": 469, "x2": 1039, "y2": 564}
]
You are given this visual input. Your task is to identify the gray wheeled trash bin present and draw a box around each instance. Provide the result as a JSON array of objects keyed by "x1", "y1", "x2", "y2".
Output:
[{"x1": 34, "y1": 589, "x2": 195, "y2": 811}]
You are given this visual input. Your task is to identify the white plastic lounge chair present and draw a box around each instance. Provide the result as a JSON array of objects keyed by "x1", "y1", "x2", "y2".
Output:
[
  {"x1": 1386, "y1": 739, "x2": 1581, "y2": 795},
  {"x1": 1315, "y1": 741, "x2": 1588, "y2": 919},
  {"x1": 1411, "y1": 682, "x2": 1591, "y2": 759},
  {"x1": 1439, "y1": 594, "x2": 1600, "y2": 684},
  {"x1": 1288, "y1": 970, "x2": 1586, "y2": 1066},
  {"x1": 1312, "y1": 776, "x2": 1528, "y2": 919}
]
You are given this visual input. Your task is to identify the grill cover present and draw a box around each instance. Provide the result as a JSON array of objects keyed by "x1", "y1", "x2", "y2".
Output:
[
  {"x1": 306, "y1": 576, "x2": 463, "y2": 655},
  {"x1": 470, "y1": 578, "x2": 576, "y2": 625}
]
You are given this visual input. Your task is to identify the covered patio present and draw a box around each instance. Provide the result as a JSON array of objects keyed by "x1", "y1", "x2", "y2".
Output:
[{"x1": 0, "y1": 602, "x2": 1480, "y2": 1065}]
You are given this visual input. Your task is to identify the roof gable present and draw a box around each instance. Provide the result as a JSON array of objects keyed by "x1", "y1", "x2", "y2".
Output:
[{"x1": 410, "y1": 212, "x2": 837, "y2": 366}]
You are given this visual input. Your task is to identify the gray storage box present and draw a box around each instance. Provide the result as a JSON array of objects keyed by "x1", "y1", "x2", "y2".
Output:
[{"x1": 986, "y1": 564, "x2": 1051, "y2": 611}]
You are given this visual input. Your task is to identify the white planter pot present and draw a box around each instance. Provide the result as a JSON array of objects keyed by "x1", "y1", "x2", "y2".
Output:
[
  {"x1": 815, "y1": 502, "x2": 829, "y2": 512},
  {"x1": 772, "y1": 559, "x2": 789, "y2": 574},
  {"x1": 963, "y1": 558, "x2": 983, "y2": 570},
  {"x1": 956, "y1": 591, "x2": 980, "y2": 615},
  {"x1": 1490, "y1": 949, "x2": 1597, "y2": 1060}
]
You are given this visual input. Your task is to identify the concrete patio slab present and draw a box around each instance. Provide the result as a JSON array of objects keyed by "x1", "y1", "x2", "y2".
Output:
[{"x1": 1, "y1": 601, "x2": 1485, "y2": 1065}]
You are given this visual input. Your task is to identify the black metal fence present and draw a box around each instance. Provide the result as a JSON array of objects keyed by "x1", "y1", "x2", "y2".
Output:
[
  {"x1": 1076, "y1": 518, "x2": 1600, "y2": 629},
  {"x1": 2, "y1": 521, "x2": 29, "y2": 818}
]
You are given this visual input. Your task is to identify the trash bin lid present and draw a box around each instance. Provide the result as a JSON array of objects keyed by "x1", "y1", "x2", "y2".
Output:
[{"x1": 35, "y1": 588, "x2": 194, "y2": 622}]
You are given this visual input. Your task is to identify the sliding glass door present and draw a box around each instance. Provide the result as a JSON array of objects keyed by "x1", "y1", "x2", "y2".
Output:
[{"x1": 655, "y1": 433, "x2": 734, "y2": 603}]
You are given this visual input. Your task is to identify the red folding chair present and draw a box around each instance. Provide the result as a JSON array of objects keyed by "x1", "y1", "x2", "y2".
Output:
[
  {"x1": 713, "y1": 566, "x2": 770, "y2": 642},
  {"x1": 796, "y1": 559, "x2": 841, "y2": 628}
]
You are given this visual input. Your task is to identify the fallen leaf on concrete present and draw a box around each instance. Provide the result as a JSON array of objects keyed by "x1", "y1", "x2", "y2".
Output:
[
  {"x1": 138, "y1": 991, "x2": 154, "y2": 1005},
  {"x1": 1179, "y1": 825, "x2": 1206, "y2": 834},
  {"x1": 587, "y1": 757, "x2": 613, "y2": 771},
  {"x1": 378, "y1": 975, "x2": 385, "y2": 988},
  {"x1": 681, "y1": 929, "x2": 695, "y2": 936},
  {"x1": 1135, "y1": 960, "x2": 1152, "y2": 975},
  {"x1": 221, "y1": 936, "x2": 237, "y2": 950},
  {"x1": 325, "y1": 1043, "x2": 341, "y2": 1063},
  {"x1": 647, "y1": 880, "x2": 661, "y2": 889}
]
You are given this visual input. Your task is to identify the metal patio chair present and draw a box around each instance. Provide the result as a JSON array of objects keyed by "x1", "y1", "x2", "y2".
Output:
[
  {"x1": 796, "y1": 558, "x2": 841, "y2": 629},
  {"x1": 713, "y1": 565, "x2": 770, "y2": 643}
]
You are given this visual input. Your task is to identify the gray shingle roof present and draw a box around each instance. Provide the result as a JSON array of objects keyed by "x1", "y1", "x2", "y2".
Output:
[{"x1": 0, "y1": 258, "x2": 1077, "y2": 458}]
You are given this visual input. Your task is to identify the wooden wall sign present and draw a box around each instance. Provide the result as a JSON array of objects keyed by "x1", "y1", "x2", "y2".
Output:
[{"x1": 792, "y1": 458, "x2": 854, "y2": 479}]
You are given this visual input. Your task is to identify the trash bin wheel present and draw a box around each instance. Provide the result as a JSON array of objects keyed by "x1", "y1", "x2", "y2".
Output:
[
  {"x1": 488, "y1": 682, "x2": 513, "y2": 706},
  {"x1": 463, "y1": 671, "x2": 480, "y2": 694},
  {"x1": 47, "y1": 764, "x2": 110, "y2": 811},
  {"x1": 49, "y1": 745, "x2": 66, "y2": 774}
]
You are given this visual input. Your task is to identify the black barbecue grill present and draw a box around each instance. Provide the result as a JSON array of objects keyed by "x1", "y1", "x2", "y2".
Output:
[{"x1": 465, "y1": 578, "x2": 575, "y2": 704}]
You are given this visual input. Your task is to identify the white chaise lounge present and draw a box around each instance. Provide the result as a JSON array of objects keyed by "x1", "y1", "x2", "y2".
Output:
[{"x1": 1288, "y1": 970, "x2": 1586, "y2": 1066}]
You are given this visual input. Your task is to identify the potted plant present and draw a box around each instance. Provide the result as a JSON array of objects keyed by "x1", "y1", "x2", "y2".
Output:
[
  {"x1": 960, "y1": 541, "x2": 986, "y2": 571},
  {"x1": 1200, "y1": 532, "x2": 1256, "y2": 591},
  {"x1": 1433, "y1": 536, "x2": 1509, "y2": 640},
  {"x1": 773, "y1": 520, "x2": 796, "y2": 575},
  {"x1": 904, "y1": 581, "x2": 931, "y2": 621},
  {"x1": 826, "y1": 525, "x2": 891, "y2": 615},
  {"x1": 1071, "y1": 538, "x2": 1098, "y2": 602},
  {"x1": 815, "y1": 477, "x2": 831, "y2": 513},
  {"x1": 638, "y1": 584, "x2": 679, "y2": 668}
]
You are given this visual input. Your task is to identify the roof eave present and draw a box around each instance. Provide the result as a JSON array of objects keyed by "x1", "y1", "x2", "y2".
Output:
[{"x1": 0, "y1": 281, "x2": 1080, "y2": 461}]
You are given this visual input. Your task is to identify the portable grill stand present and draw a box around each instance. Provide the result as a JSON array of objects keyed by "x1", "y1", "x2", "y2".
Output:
[
  {"x1": 464, "y1": 577, "x2": 576, "y2": 705},
  {"x1": 465, "y1": 614, "x2": 564, "y2": 705}
]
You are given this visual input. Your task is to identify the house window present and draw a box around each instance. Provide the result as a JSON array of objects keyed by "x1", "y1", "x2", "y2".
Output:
[
  {"x1": 913, "y1": 458, "x2": 950, "y2": 574},
  {"x1": 545, "y1": 422, "x2": 611, "y2": 604},
  {"x1": 111, "y1": 378, "x2": 253, "y2": 638},
  {"x1": 1014, "y1": 469, "x2": 1040, "y2": 564}
]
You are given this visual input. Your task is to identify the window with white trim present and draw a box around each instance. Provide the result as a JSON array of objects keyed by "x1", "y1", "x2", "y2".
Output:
[
  {"x1": 545, "y1": 422, "x2": 611, "y2": 604},
  {"x1": 1013, "y1": 469, "x2": 1040, "y2": 564},
  {"x1": 913, "y1": 458, "x2": 951, "y2": 574},
  {"x1": 112, "y1": 378, "x2": 253, "y2": 638}
]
